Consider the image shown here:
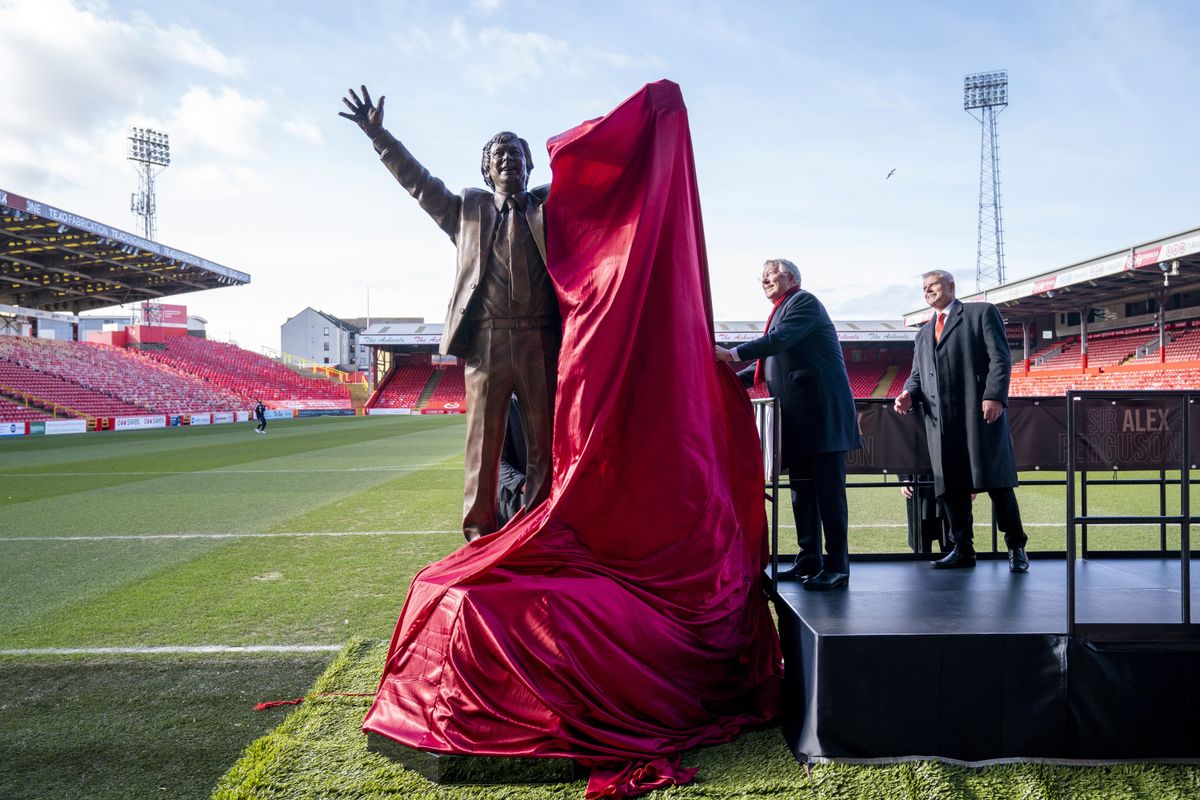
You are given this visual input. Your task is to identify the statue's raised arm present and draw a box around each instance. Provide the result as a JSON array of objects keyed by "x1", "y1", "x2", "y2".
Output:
[{"x1": 339, "y1": 83, "x2": 460, "y2": 240}]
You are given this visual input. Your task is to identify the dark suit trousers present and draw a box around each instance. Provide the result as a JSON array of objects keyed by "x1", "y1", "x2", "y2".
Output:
[
  {"x1": 789, "y1": 450, "x2": 849, "y2": 573},
  {"x1": 461, "y1": 325, "x2": 560, "y2": 540},
  {"x1": 940, "y1": 487, "x2": 1028, "y2": 552}
]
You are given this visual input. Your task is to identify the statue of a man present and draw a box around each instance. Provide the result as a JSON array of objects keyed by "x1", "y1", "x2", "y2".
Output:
[{"x1": 341, "y1": 86, "x2": 560, "y2": 542}]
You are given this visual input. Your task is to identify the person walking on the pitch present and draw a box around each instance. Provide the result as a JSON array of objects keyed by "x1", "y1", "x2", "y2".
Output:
[{"x1": 254, "y1": 399, "x2": 267, "y2": 433}]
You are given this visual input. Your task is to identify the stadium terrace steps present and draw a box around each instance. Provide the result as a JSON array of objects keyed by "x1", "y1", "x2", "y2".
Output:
[
  {"x1": 371, "y1": 363, "x2": 436, "y2": 409},
  {"x1": 423, "y1": 365, "x2": 464, "y2": 409},
  {"x1": 845, "y1": 362, "x2": 887, "y2": 398},
  {"x1": 883, "y1": 363, "x2": 911, "y2": 398},
  {"x1": 0, "y1": 393, "x2": 55, "y2": 422}
]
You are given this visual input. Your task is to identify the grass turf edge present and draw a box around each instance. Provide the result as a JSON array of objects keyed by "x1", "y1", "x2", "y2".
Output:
[{"x1": 210, "y1": 641, "x2": 1200, "y2": 800}]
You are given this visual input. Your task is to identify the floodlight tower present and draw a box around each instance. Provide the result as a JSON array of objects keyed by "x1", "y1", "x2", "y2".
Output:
[
  {"x1": 127, "y1": 127, "x2": 170, "y2": 241},
  {"x1": 963, "y1": 70, "x2": 1008, "y2": 290}
]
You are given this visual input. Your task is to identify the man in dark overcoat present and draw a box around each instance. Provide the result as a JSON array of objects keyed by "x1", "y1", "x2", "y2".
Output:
[
  {"x1": 340, "y1": 86, "x2": 559, "y2": 543},
  {"x1": 716, "y1": 259, "x2": 861, "y2": 590},
  {"x1": 894, "y1": 270, "x2": 1029, "y2": 572}
]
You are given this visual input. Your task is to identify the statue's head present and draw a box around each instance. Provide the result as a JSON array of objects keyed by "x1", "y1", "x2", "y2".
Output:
[{"x1": 481, "y1": 131, "x2": 533, "y2": 194}]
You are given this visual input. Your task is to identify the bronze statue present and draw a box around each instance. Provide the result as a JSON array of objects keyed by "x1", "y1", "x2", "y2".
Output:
[{"x1": 340, "y1": 86, "x2": 560, "y2": 542}]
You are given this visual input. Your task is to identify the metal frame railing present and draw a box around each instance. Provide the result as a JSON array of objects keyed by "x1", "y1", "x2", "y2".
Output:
[
  {"x1": 752, "y1": 397, "x2": 782, "y2": 595},
  {"x1": 1065, "y1": 390, "x2": 1195, "y2": 640}
]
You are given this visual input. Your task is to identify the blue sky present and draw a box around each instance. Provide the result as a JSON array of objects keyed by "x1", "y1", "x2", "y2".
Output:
[{"x1": 2, "y1": 0, "x2": 1198, "y2": 351}]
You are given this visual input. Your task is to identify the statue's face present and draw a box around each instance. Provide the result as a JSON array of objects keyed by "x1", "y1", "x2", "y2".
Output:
[{"x1": 487, "y1": 140, "x2": 529, "y2": 195}]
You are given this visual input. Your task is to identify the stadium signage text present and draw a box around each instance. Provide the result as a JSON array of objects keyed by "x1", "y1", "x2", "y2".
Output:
[
  {"x1": 0, "y1": 187, "x2": 250, "y2": 283},
  {"x1": 0, "y1": 421, "x2": 26, "y2": 437},
  {"x1": 113, "y1": 415, "x2": 168, "y2": 430}
]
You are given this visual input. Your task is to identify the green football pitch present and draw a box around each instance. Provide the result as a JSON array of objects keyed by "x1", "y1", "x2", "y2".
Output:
[{"x1": 0, "y1": 415, "x2": 1195, "y2": 799}]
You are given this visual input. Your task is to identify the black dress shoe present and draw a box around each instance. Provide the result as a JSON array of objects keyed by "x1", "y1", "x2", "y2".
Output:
[
  {"x1": 1008, "y1": 547, "x2": 1029, "y2": 573},
  {"x1": 931, "y1": 546, "x2": 976, "y2": 569},
  {"x1": 776, "y1": 556, "x2": 821, "y2": 580},
  {"x1": 801, "y1": 571, "x2": 849, "y2": 591}
]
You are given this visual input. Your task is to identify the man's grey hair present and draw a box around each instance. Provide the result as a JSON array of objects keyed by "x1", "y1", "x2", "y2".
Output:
[
  {"x1": 764, "y1": 258, "x2": 801, "y2": 284},
  {"x1": 922, "y1": 269, "x2": 955, "y2": 285}
]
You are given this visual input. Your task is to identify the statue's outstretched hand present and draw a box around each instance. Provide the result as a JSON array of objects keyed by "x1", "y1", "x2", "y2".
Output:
[{"x1": 339, "y1": 85, "x2": 385, "y2": 137}]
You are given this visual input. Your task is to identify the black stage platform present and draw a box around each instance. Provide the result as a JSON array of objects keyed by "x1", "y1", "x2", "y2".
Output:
[{"x1": 770, "y1": 556, "x2": 1200, "y2": 764}]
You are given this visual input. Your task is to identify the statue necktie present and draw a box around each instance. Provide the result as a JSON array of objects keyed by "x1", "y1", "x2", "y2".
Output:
[{"x1": 504, "y1": 198, "x2": 528, "y2": 304}]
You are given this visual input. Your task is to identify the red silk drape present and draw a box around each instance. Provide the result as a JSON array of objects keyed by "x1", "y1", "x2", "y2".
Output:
[{"x1": 362, "y1": 80, "x2": 782, "y2": 799}]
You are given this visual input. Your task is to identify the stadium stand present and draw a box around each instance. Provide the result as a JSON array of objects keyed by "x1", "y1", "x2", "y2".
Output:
[
  {"x1": 1030, "y1": 328, "x2": 1157, "y2": 371},
  {"x1": 845, "y1": 362, "x2": 887, "y2": 397},
  {"x1": 1011, "y1": 366, "x2": 1200, "y2": 396},
  {"x1": 1133, "y1": 324, "x2": 1200, "y2": 363},
  {"x1": 139, "y1": 336, "x2": 351, "y2": 405},
  {"x1": 372, "y1": 362, "x2": 436, "y2": 408},
  {"x1": 0, "y1": 336, "x2": 244, "y2": 415},
  {"x1": 0, "y1": 357, "x2": 149, "y2": 417},
  {"x1": 0, "y1": 394, "x2": 54, "y2": 422},
  {"x1": 883, "y1": 363, "x2": 912, "y2": 397},
  {"x1": 425, "y1": 364, "x2": 466, "y2": 407}
]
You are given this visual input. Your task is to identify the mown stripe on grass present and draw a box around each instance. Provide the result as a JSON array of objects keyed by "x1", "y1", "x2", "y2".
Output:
[
  {"x1": 1, "y1": 532, "x2": 463, "y2": 649},
  {"x1": 0, "y1": 438, "x2": 464, "y2": 537},
  {"x1": 2, "y1": 530, "x2": 460, "y2": 541},
  {"x1": 0, "y1": 465, "x2": 462, "y2": 476},
  {"x1": 0, "y1": 417, "x2": 464, "y2": 508},
  {"x1": 0, "y1": 644, "x2": 342, "y2": 655}
]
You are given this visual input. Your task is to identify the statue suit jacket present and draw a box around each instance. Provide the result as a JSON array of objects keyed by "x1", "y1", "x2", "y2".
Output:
[
  {"x1": 371, "y1": 129, "x2": 550, "y2": 358},
  {"x1": 737, "y1": 289, "x2": 861, "y2": 465}
]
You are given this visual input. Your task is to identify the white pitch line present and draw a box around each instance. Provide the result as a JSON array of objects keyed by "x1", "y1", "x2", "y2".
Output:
[
  {"x1": 0, "y1": 530, "x2": 460, "y2": 542},
  {"x1": 1, "y1": 522, "x2": 1096, "y2": 543},
  {"x1": 0, "y1": 644, "x2": 343, "y2": 656},
  {"x1": 0, "y1": 465, "x2": 462, "y2": 477}
]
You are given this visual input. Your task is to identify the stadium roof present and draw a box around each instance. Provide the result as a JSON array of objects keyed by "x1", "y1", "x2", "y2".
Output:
[
  {"x1": 903, "y1": 225, "x2": 1200, "y2": 326},
  {"x1": 716, "y1": 320, "x2": 915, "y2": 344},
  {"x1": 0, "y1": 187, "x2": 250, "y2": 313},
  {"x1": 361, "y1": 320, "x2": 916, "y2": 347}
]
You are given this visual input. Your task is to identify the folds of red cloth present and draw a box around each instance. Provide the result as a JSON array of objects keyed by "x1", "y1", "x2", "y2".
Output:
[{"x1": 362, "y1": 79, "x2": 783, "y2": 799}]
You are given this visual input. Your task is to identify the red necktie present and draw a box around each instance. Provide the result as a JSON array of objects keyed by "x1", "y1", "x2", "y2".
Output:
[{"x1": 934, "y1": 311, "x2": 946, "y2": 343}]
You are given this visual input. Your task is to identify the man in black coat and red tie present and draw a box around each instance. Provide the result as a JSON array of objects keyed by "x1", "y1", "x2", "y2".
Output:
[
  {"x1": 893, "y1": 269, "x2": 1029, "y2": 573},
  {"x1": 715, "y1": 258, "x2": 861, "y2": 590}
]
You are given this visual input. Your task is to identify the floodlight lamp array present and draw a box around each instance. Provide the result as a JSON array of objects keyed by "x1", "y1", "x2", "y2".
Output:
[
  {"x1": 127, "y1": 127, "x2": 171, "y2": 166},
  {"x1": 963, "y1": 70, "x2": 1008, "y2": 110}
]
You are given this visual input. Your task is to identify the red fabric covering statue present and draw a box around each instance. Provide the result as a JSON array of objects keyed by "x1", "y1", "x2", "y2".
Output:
[{"x1": 362, "y1": 80, "x2": 783, "y2": 799}]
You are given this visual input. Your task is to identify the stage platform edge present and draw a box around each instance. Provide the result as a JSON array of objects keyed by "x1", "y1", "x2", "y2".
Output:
[{"x1": 769, "y1": 557, "x2": 1200, "y2": 764}]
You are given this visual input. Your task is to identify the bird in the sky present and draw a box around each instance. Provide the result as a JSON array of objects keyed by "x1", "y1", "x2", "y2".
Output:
[{"x1": 885, "y1": 168, "x2": 896, "y2": 180}]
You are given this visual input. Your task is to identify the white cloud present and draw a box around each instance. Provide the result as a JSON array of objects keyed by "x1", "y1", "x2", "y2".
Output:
[
  {"x1": 470, "y1": 0, "x2": 503, "y2": 12},
  {"x1": 282, "y1": 116, "x2": 325, "y2": 146},
  {"x1": 169, "y1": 86, "x2": 269, "y2": 159},
  {"x1": 0, "y1": 0, "x2": 244, "y2": 192}
]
